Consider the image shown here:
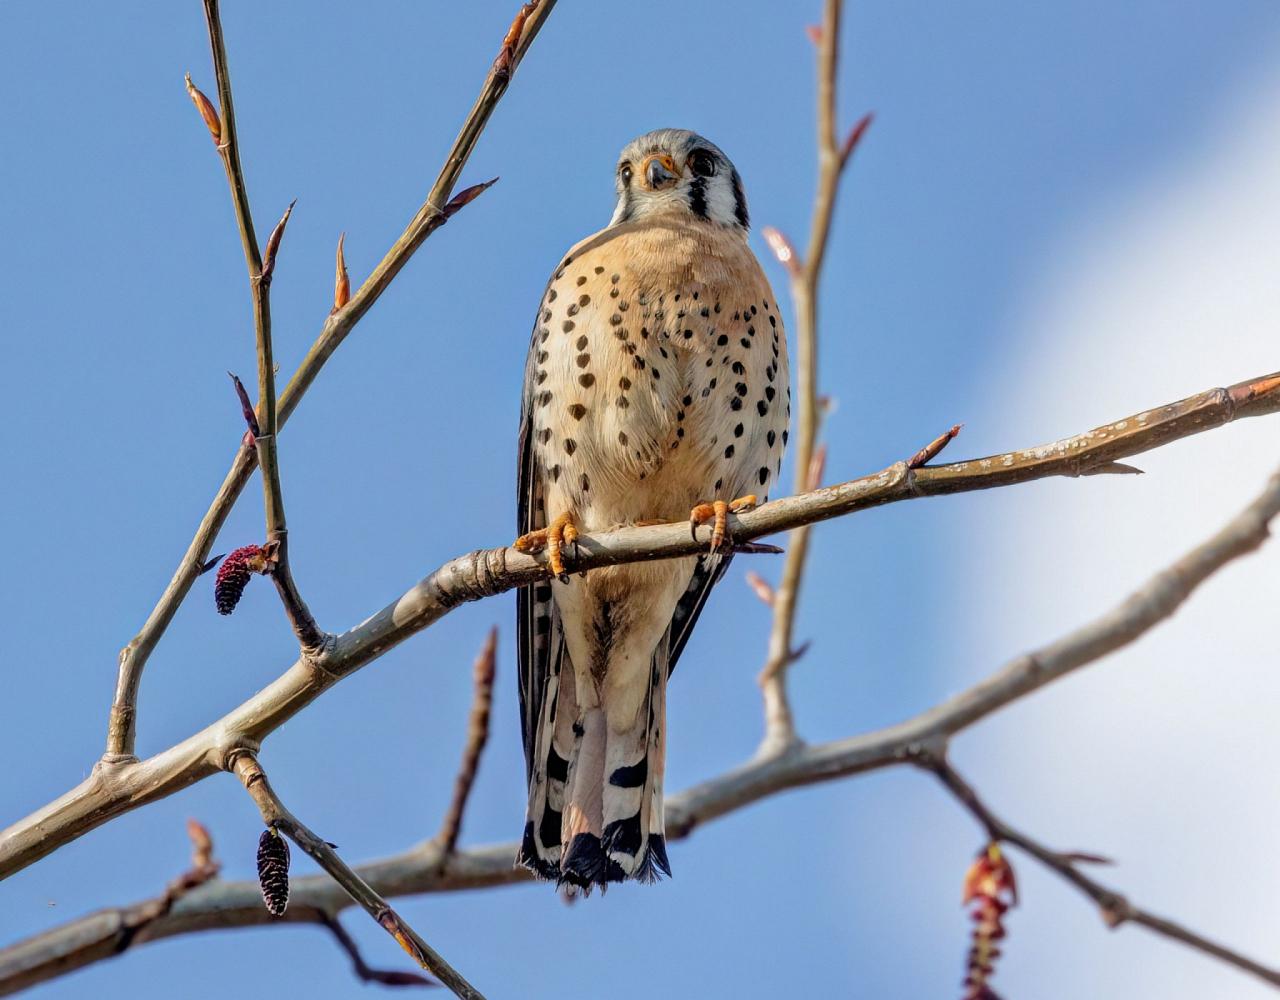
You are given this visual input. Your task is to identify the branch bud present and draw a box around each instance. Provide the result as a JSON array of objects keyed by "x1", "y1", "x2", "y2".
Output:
[
  {"x1": 332, "y1": 232, "x2": 350, "y2": 313},
  {"x1": 184, "y1": 73, "x2": 222, "y2": 145}
]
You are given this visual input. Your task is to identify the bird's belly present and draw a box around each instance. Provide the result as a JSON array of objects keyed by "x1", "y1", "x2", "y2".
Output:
[{"x1": 530, "y1": 269, "x2": 789, "y2": 530}]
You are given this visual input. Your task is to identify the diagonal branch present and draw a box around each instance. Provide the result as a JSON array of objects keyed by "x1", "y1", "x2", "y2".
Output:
[
  {"x1": 103, "y1": 0, "x2": 557, "y2": 762},
  {"x1": 4, "y1": 372, "x2": 1278, "y2": 881},
  {"x1": 435, "y1": 628, "x2": 498, "y2": 857},
  {"x1": 229, "y1": 751, "x2": 483, "y2": 999},
  {"x1": 920, "y1": 752, "x2": 1280, "y2": 990},
  {"x1": 7, "y1": 457, "x2": 1277, "y2": 993}
]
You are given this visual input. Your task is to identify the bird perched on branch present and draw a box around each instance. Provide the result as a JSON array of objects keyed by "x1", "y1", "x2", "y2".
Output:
[{"x1": 515, "y1": 129, "x2": 790, "y2": 889}]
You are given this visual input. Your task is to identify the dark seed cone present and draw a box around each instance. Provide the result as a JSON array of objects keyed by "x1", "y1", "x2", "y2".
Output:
[
  {"x1": 256, "y1": 828, "x2": 291, "y2": 916},
  {"x1": 215, "y1": 544, "x2": 267, "y2": 615}
]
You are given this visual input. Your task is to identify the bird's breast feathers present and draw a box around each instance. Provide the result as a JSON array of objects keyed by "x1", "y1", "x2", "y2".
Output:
[{"x1": 525, "y1": 218, "x2": 790, "y2": 528}]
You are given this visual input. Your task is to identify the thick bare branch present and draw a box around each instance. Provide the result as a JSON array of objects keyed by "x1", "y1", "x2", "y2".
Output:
[
  {"x1": 104, "y1": 0, "x2": 557, "y2": 762},
  {"x1": 921, "y1": 753, "x2": 1280, "y2": 990},
  {"x1": 229, "y1": 752, "x2": 482, "y2": 999},
  {"x1": 4, "y1": 371, "x2": 1278, "y2": 881},
  {"x1": 6, "y1": 454, "x2": 1278, "y2": 997}
]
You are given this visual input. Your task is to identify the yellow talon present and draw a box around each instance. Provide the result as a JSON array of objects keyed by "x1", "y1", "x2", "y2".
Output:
[
  {"x1": 514, "y1": 512, "x2": 579, "y2": 580},
  {"x1": 688, "y1": 494, "x2": 756, "y2": 553}
]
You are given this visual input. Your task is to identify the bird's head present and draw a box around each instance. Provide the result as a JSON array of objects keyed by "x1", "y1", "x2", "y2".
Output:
[{"x1": 609, "y1": 129, "x2": 749, "y2": 232}]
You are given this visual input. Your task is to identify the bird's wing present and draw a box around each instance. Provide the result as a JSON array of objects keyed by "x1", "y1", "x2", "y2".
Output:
[
  {"x1": 666, "y1": 552, "x2": 731, "y2": 678},
  {"x1": 516, "y1": 319, "x2": 559, "y2": 786}
]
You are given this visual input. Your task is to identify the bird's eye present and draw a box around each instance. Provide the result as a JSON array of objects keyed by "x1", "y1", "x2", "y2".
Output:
[
  {"x1": 688, "y1": 149, "x2": 717, "y2": 178},
  {"x1": 619, "y1": 163, "x2": 633, "y2": 186}
]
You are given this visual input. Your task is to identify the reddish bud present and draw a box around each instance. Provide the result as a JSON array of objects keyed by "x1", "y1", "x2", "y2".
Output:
[
  {"x1": 761, "y1": 226, "x2": 802, "y2": 278},
  {"x1": 332, "y1": 232, "x2": 350, "y2": 313},
  {"x1": 744, "y1": 570, "x2": 775, "y2": 607},
  {"x1": 260, "y1": 200, "x2": 295, "y2": 285},
  {"x1": 443, "y1": 177, "x2": 499, "y2": 220},
  {"x1": 184, "y1": 73, "x2": 222, "y2": 145}
]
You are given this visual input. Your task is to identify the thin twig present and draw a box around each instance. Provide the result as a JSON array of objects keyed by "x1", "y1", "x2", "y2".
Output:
[
  {"x1": 318, "y1": 914, "x2": 434, "y2": 988},
  {"x1": 103, "y1": 0, "x2": 556, "y2": 761},
  {"x1": 757, "y1": 0, "x2": 873, "y2": 755},
  {"x1": 228, "y1": 752, "x2": 484, "y2": 1000},
  {"x1": 202, "y1": 0, "x2": 325, "y2": 656},
  {"x1": 6, "y1": 374, "x2": 1279, "y2": 879},
  {"x1": 436, "y1": 628, "x2": 498, "y2": 857},
  {"x1": 920, "y1": 752, "x2": 1280, "y2": 990},
  {"x1": 9, "y1": 452, "x2": 1276, "y2": 992}
]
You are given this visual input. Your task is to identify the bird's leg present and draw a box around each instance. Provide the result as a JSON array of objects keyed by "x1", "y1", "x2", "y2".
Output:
[
  {"x1": 514, "y1": 512, "x2": 580, "y2": 580},
  {"x1": 688, "y1": 495, "x2": 757, "y2": 553}
]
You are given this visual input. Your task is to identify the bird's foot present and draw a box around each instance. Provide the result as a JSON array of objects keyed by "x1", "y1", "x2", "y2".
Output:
[
  {"x1": 688, "y1": 495, "x2": 757, "y2": 553},
  {"x1": 514, "y1": 512, "x2": 579, "y2": 581}
]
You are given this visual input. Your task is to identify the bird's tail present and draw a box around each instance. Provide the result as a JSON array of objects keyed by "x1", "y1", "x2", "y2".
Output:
[{"x1": 518, "y1": 640, "x2": 671, "y2": 890}]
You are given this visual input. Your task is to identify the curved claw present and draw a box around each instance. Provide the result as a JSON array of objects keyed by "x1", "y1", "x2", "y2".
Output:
[
  {"x1": 688, "y1": 495, "x2": 758, "y2": 553},
  {"x1": 515, "y1": 512, "x2": 579, "y2": 581}
]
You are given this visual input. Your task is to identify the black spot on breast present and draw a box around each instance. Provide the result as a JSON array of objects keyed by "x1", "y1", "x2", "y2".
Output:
[
  {"x1": 730, "y1": 397, "x2": 743, "y2": 411},
  {"x1": 740, "y1": 338, "x2": 752, "y2": 349},
  {"x1": 563, "y1": 320, "x2": 575, "y2": 333},
  {"x1": 576, "y1": 335, "x2": 589, "y2": 349},
  {"x1": 716, "y1": 334, "x2": 729, "y2": 346},
  {"x1": 724, "y1": 444, "x2": 735, "y2": 458},
  {"x1": 577, "y1": 353, "x2": 591, "y2": 368},
  {"x1": 579, "y1": 373, "x2": 595, "y2": 387},
  {"x1": 734, "y1": 423, "x2": 744, "y2": 437},
  {"x1": 619, "y1": 377, "x2": 631, "y2": 390},
  {"x1": 767, "y1": 430, "x2": 776, "y2": 447},
  {"x1": 731, "y1": 361, "x2": 745, "y2": 375},
  {"x1": 579, "y1": 294, "x2": 590, "y2": 308},
  {"x1": 537, "y1": 350, "x2": 549, "y2": 363},
  {"x1": 548, "y1": 289, "x2": 558, "y2": 302},
  {"x1": 618, "y1": 430, "x2": 628, "y2": 446},
  {"x1": 700, "y1": 307, "x2": 710, "y2": 318},
  {"x1": 594, "y1": 265, "x2": 605, "y2": 275},
  {"x1": 568, "y1": 403, "x2": 587, "y2": 420},
  {"x1": 617, "y1": 395, "x2": 630, "y2": 408},
  {"x1": 550, "y1": 464, "x2": 561, "y2": 481},
  {"x1": 538, "y1": 428, "x2": 552, "y2": 444},
  {"x1": 580, "y1": 473, "x2": 590, "y2": 492},
  {"x1": 782, "y1": 430, "x2": 790, "y2": 445},
  {"x1": 536, "y1": 371, "x2": 547, "y2": 385},
  {"x1": 633, "y1": 356, "x2": 646, "y2": 370},
  {"x1": 566, "y1": 303, "x2": 579, "y2": 317},
  {"x1": 564, "y1": 438, "x2": 576, "y2": 455},
  {"x1": 576, "y1": 275, "x2": 587, "y2": 286},
  {"x1": 538, "y1": 391, "x2": 552, "y2": 407},
  {"x1": 758, "y1": 467, "x2": 770, "y2": 485},
  {"x1": 735, "y1": 383, "x2": 748, "y2": 397},
  {"x1": 757, "y1": 400, "x2": 769, "y2": 416}
]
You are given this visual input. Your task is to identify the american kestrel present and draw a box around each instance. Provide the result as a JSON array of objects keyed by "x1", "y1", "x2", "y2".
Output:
[{"x1": 515, "y1": 129, "x2": 790, "y2": 889}]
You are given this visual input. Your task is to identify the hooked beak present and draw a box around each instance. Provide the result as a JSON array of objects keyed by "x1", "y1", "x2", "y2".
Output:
[{"x1": 641, "y1": 153, "x2": 679, "y2": 190}]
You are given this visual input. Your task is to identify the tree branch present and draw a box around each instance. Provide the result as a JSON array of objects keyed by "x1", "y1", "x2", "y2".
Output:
[
  {"x1": 103, "y1": 0, "x2": 557, "y2": 762},
  {"x1": 920, "y1": 752, "x2": 1280, "y2": 990},
  {"x1": 6, "y1": 453, "x2": 1278, "y2": 996},
  {"x1": 434, "y1": 629, "x2": 498, "y2": 858},
  {"x1": 229, "y1": 752, "x2": 483, "y2": 999},
  {"x1": 4, "y1": 371, "x2": 1278, "y2": 881},
  {"x1": 756, "y1": 0, "x2": 874, "y2": 755},
  {"x1": 200, "y1": 0, "x2": 325, "y2": 656}
]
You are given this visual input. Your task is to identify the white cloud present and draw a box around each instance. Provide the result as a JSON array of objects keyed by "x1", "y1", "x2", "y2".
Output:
[{"x1": 958, "y1": 60, "x2": 1280, "y2": 1000}]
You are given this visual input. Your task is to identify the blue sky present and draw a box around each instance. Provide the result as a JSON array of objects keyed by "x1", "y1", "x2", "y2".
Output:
[{"x1": 3, "y1": 2, "x2": 1279, "y2": 998}]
